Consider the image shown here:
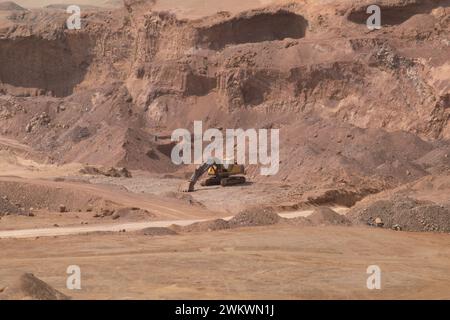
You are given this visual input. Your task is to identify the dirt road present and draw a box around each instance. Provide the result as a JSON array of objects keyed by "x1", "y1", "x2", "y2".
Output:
[
  {"x1": 0, "y1": 209, "x2": 336, "y2": 239},
  {"x1": 0, "y1": 218, "x2": 208, "y2": 239}
]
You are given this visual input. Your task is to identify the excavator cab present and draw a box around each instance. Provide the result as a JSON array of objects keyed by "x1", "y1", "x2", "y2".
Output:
[{"x1": 207, "y1": 159, "x2": 242, "y2": 176}]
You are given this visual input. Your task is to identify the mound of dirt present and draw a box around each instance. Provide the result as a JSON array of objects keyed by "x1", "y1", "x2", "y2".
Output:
[
  {"x1": 174, "y1": 219, "x2": 231, "y2": 233},
  {"x1": 79, "y1": 166, "x2": 132, "y2": 178},
  {"x1": 177, "y1": 206, "x2": 344, "y2": 233},
  {"x1": 141, "y1": 227, "x2": 177, "y2": 236},
  {"x1": 109, "y1": 207, "x2": 156, "y2": 220},
  {"x1": 348, "y1": 196, "x2": 450, "y2": 232},
  {"x1": 307, "y1": 207, "x2": 351, "y2": 226},
  {"x1": 175, "y1": 207, "x2": 305, "y2": 233},
  {"x1": 0, "y1": 273, "x2": 69, "y2": 300},
  {"x1": 228, "y1": 207, "x2": 281, "y2": 227}
]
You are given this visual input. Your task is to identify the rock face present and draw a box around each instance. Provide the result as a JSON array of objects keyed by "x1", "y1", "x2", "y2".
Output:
[
  {"x1": 0, "y1": 273, "x2": 70, "y2": 300},
  {"x1": 0, "y1": 0, "x2": 449, "y2": 197}
]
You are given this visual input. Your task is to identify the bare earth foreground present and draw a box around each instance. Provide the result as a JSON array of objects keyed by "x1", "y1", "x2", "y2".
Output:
[
  {"x1": 0, "y1": 0, "x2": 449, "y2": 300},
  {"x1": 0, "y1": 163, "x2": 448, "y2": 299},
  {"x1": 0, "y1": 225, "x2": 449, "y2": 300}
]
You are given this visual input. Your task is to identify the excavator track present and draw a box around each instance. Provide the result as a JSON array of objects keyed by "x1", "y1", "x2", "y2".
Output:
[
  {"x1": 201, "y1": 177, "x2": 222, "y2": 186},
  {"x1": 220, "y1": 176, "x2": 246, "y2": 187}
]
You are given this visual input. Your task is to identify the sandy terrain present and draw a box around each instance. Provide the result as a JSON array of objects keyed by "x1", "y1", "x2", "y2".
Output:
[
  {"x1": 1, "y1": 225, "x2": 449, "y2": 299},
  {"x1": 0, "y1": 0, "x2": 449, "y2": 300},
  {"x1": 0, "y1": 147, "x2": 449, "y2": 299}
]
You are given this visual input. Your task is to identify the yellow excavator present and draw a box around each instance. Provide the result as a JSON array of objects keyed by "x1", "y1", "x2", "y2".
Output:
[{"x1": 179, "y1": 158, "x2": 246, "y2": 192}]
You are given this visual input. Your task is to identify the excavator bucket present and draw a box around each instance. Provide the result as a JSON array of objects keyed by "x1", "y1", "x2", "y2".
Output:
[{"x1": 179, "y1": 181, "x2": 194, "y2": 192}]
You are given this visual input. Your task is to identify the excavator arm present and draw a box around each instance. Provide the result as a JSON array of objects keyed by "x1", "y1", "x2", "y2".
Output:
[{"x1": 179, "y1": 161, "x2": 217, "y2": 192}]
